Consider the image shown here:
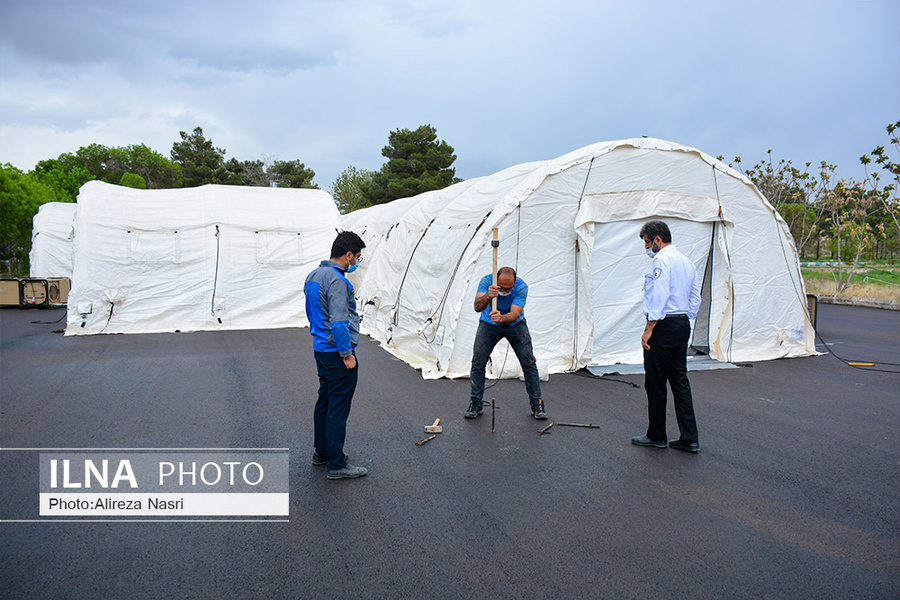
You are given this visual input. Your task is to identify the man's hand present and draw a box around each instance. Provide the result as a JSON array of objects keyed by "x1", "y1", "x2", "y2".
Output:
[
  {"x1": 641, "y1": 320, "x2": 657, "y2": 351},
  {"x1": 486, "y1": 285, "x2": 501, "y2": 298},
  {"x1": 489, "y1": 310, "x2": 504, "y2": 324},
  {"x1": 343, "y1": 354, "x2": 357, "y2": 369}
]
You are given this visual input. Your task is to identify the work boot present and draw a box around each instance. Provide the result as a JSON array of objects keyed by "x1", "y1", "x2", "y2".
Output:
[
  {"x1": 312, "y1": 452, "x2": 348, "y2": 466},
  {"x1": 326, "y1": 464, "x2": 368, "y2": 480},
  {"x1": 530, "y1": 398, "x2": 548, "y2": 420},
  {"x1": 464, "y1": 401, "x2": 484, "y2": 419}
]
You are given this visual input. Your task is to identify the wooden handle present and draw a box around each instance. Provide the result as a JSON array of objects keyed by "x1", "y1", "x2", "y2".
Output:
[
  {"x1": 432, "y1": 418, "x2": 441, "y2": 427},
  {"x1": 491, "y1": 228, "x2": 499, "y2": 312}
]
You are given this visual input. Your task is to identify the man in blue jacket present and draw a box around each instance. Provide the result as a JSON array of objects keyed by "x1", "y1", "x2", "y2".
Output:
[
  {"x1": 304, "y1": 231, "x2": 368, "y2": 479},
  {"x1": 466, "y1": 266, "x2": 547, "y2": 420}
]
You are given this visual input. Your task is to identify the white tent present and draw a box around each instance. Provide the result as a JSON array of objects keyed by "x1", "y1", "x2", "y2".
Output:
[
  {"x1": 29, "y1": 202, "x2": 76, "y2": 279},
  {"x1": 343, "y1": 138, "x2": 816, "y2": 380},
  {"x1": 66, "y1": 181, "x2": 340, "y2": 335}
]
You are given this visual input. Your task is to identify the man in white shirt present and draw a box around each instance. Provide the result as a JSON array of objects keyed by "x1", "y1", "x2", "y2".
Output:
[{"x1": 631, "y1": 221, "x2": 702, "y2": 453}]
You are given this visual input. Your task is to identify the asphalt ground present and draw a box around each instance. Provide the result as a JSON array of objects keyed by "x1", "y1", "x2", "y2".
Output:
[{"x1": 0, "y1": 303, "x2": 898, "y2": 599}]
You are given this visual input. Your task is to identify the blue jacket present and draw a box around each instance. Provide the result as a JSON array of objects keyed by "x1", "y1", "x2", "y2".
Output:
[{"x1": 304, "y1": 260, "x2": 359, "y2": 356}]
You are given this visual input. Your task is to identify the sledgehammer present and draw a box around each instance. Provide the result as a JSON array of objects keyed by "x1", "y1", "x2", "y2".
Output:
[{"x1": 425, "y1": 418, "x2": 443, "y2": 433}]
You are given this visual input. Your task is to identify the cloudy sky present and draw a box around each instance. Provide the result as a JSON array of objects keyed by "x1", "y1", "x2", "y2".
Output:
[{"x1": 1, "y1": 0, "x2": 897, "y2": 190}]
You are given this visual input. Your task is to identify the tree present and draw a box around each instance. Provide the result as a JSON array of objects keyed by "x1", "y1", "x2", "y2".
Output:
[
  {"x1": 269, "y1": 160, "x2": 318, "y2": 189},
  {"x1": 330, "y1": 166, "x2": 375, "y2": 214},
  {"x1": 121, "y1": 144, "x2": 181, "y2": 188},
  {"x1": 171, "y1": 126, "x2": 228, "y2": 187},
  {"x1": 0, "y1": 164, "x2": 57, "y2": 271},
  {"x1": 31, "y1": 143, "x2": 181, "y2": 200},
  {"x1": 861, "y1": 120, "x2": 900, "y2": 259},
  {"x1": 363, "y1": 124, "x2": 457, "y2": 204},
  {"x1": 119, "y1": 172, "x2": 148, "y2": 189},
  {"x1": 824, "y1": 182, "x2": 883, "y2": 291},
  {"x1": 734, "y1": 151, "x2": 834, "y2": 258},
  {"x1": 31, "y1": 153, "x2": 95, "y2": 203}
]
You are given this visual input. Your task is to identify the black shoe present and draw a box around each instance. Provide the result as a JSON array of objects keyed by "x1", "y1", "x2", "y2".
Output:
[
  {"x1": 530, "y1": 398, "x2": 548, "y2": 420},
  {"x1": 464, "y1": 401, "x2": 484, "y2": 419},
  {"x1": 631, "y1": 435, "x2": 667, "y2": 448},
  {"x1": 669, "y1": 439, "x2": 700, "y2": 453}
]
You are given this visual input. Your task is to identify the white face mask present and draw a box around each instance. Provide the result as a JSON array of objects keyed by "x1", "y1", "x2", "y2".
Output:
[
  {"x1": 645, "y1": 240, "x2": 660, "y2": 258},
  {"x1": 498, "y1": 291, "x2": 510, "y2": 297}
]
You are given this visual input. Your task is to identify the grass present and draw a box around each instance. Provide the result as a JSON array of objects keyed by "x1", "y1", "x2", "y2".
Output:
[{"x1": 801, "y1": 262, "x2": 900, "y2": 302}]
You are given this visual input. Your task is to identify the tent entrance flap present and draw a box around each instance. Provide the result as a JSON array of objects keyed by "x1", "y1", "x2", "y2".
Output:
[
  {"x1": 588, "y1": 218, "x2": 714, "y2": 367},
  {"x1": 690, "y1": 222, "x2": 717, "y2": 354}
]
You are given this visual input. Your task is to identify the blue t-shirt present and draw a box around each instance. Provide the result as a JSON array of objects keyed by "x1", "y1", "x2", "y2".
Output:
[{"x1": 478, "y1": 274, "x2": 527, "y2": 325}]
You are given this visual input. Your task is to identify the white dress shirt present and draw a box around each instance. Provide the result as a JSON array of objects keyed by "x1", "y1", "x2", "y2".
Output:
[{"x1": 643, "y1": 244, "x2": 701, "y2": 321}]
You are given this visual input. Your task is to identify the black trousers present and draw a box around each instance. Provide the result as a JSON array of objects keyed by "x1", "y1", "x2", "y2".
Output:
[{"x1": 643, "y1": 315, "x2": 698, "y2": 443}]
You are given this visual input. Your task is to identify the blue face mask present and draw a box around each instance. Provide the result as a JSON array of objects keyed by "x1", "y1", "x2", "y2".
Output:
[{"x1": 346, "y1": 261, "x2": 359, "y2": 274}]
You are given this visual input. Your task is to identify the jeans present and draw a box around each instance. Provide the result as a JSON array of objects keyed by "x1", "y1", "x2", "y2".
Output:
[
  {"x1": 313, "y1": 350, "x2": 358, "y2": 470},
  {"x1": 643, "y1": 315, "x2": 698, "y2": 443},
  {"x1": 470, "y1": 319, "x2": 542, "y2": 405}
]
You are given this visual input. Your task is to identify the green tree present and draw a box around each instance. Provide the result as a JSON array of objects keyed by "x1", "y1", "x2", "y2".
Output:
[
  {"x1": 121, "y1": 144, "x2": 181, "y2": 188},
  {"x1": 824, "y1": 182, "x2": 883, "y2": 291},
  {"x1": 119, "y1": 172, "x2": 148, "y2": 189},
  {"x1": 363, "y1": 124, "x2": 457, "y2": 204},
  {"x1": 171, "y1": 126, "x2": 228, "y2": 187},
  {"x1": 269, "y1": 160, "x2": 318, "y2": 189},
  {"x1": 31, "y1": 153, "x2": 95, "y2": 202},
  {"x1": 734, "y1": 151, "x2": 834, "y2": 258},
  {"x1": 222, "y1": 158, "x2": 260, "y2": 186},
  {"x1": 331, "y1": 166, "x2": 375, "y2": 214},
  {"x1": 0, "y1": 164, "x2": 57, "y2": 269},
  {"x1": 31, "y1": 143, "x2": 181, "y2": 200},
  {"x1": 861, "y1": 120, "x2": 900, "y2": 259}
]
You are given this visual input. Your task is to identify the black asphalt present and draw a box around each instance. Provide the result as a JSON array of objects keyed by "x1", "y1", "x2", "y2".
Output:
[{"x1": 1, "y1": 303, "x2": 898, "y2": 599}]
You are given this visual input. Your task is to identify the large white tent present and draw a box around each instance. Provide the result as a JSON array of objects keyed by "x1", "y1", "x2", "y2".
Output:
[
  {"x1": 29, "y1": 202, "x2": 76, "y2": 279},
  {"x1": 343, "y1": 138, "x2": 816, "y2": 380},
  {"x1": 66, "y1": 181, "x2": 340, "y2": 335}
]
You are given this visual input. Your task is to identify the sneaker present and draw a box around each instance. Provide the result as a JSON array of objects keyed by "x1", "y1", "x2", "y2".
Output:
[
  {"x1": 464, "y1": 401, "x2": 484, "y2": 419},
  {"x1": 312, "y1": 452, "x2": 348, "y2": 466},
  {"x1": 530, "y1": 398, "x2": 548, "y2": 420},
  {"x1": 326, "y1": 464, "x2": 368, "y2": 480}
]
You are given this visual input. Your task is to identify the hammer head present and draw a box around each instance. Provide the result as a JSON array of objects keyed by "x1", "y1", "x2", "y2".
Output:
[{"x1": 424, "y1": 418, "x2": 443, "y2": 433}]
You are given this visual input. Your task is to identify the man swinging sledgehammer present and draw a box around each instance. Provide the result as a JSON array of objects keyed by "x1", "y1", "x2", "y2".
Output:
[{"x1": 465, "y1": 266, "x2": 548, "y2": 420}]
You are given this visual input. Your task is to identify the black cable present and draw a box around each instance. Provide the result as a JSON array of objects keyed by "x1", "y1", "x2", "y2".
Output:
[
  {"x1": 391, "y1": 217, "x2": 436, "y2": 328},
  {"x1": 570, "y1": 369, "x2": 642, "y2": 388},
  {"x1": 421, "y1": 211, "x2": 493, "y2": 344},
  {"x1": 211, "y1": 225, "x2": 221, "y2": 319},
  {"x1": 98, "y1": 302, "x2": 115, "y2": 333},
  {"x1": 31, "y1": 310, "x2": 67, "y2": 324}
]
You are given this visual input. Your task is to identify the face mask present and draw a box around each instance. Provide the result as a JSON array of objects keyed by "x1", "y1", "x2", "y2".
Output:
[
  {"x1": 346, "y1": 262, "x2": 358, "y2": 273},
  {"x1": 498, "y1": 291, "x2": 510, "y2": 297},
  {"x1": 645, "y1": 248, "x2": 657, "y2": 259}
]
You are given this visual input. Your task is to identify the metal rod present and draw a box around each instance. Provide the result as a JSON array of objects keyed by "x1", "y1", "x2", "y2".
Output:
[
  {"x1": 538, "y1": 422, "x2": 554, "y2": 435},
  {"x1": 415, "y1": 435, "x2": 436, "y2": 446},
  {"x1": 491, "y1": 397, "x2": 496, "y2": 434},
  {"x1": 555, "y1": 422, "x2": 600, "y2": 428}
]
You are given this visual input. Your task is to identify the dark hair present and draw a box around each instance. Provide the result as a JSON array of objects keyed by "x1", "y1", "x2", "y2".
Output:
[
  {"x1": 639, "y1": 221, "x2": 671, "y2": 243},
  {"x1": 331, "y1": 231, "x2": 366, "y2": 259},
  {"x1": 497, "y1": 266, "x2": 517, "y2": 280}
]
